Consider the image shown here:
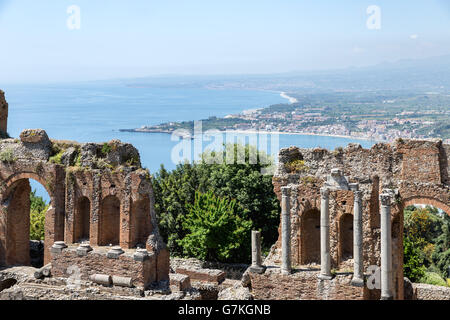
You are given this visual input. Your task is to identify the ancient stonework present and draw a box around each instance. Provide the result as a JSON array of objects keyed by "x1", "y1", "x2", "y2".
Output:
[
  {"x1": 249, "y1": 268, "x2": 367, "y2": 300},
  {"x1": 0, "y1": 122, "x2": 170, "y2": 289},
  {"x1": 0, "y1": 90, "x2": 8, "y2": 135},
  {"x1": 0, "y1": 90, "x2": 448, "y2": 300},
  {"x1": 254, "y1": 139, "x2": 449, "y2": 300}
]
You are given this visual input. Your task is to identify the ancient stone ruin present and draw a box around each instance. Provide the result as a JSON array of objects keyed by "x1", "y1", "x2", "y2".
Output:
[
  {"x1": 0, "y1": 90, "x2": 8, "y2": 136},
  {"x1": 0, "y1": 89, "x2": 449, "y2": 300},
  {"x1": 0, "y1": 126, "x2": 171, "y2": 286},
  {"x1": 247, "y1": 140, "x2": 450, "y2": 300},
  {"x1": 0, "y1": 90, "x2": 181, "y2": 298},
  {"x1": 0, "y1": 91, "x2": 240, "y2": 300}
]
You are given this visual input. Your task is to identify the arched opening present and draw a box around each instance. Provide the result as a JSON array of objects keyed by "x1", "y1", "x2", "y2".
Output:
[
  {"x1": 301, "y1": 209, "x2": 320, "y2": 265},
  {"x1": 131, "y1": 195, "x2": 151, "y2": 248},
  {"x1": 74, "y1": 196, "x2": 90, "y2": 243},
  {"x1": 339, "y1": 213, "x2": 353, "y2": 262},
  {"x1": 99, "y1": 195, "x2": 120, "y2": 246},
  {"x1": 402, "y1": 201, "x2": 450, "y2": 290},
  {"x1": 0, "y1": 178, "x2": 51, "y2": 268}
]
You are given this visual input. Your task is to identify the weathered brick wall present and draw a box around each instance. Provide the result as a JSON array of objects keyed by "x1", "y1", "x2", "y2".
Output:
[
  {"x1": 249, "y1": 269, "x2": 368, "y2": 300},
  {"x1": 397, "y1": 140, "x2": 442, "y2": 184},
  {"x1": 268, "y1": 139, "x2": 450, "y2": 300},
  {"x1": 0, "y1": 128, "x2": 165, "y2": 272},
  {"x1": 64, "y1": 168, "x2": 155, "y2": 250},
  {"x1": 51, "y1": 247, "x2": 157, "y2": 288},
  {"x1": 175, "y1": 267, "x2": 226, "y2": 284}
]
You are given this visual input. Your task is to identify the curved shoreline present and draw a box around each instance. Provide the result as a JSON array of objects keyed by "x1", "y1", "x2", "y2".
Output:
[
  {"x1": 280, "y1": 92, "x2": 298, "y2": 104},
  {"x1": 120, "y1": 128, "x2": 381, "y2": 143},
  {"x1": 219, "y1": 129, "x2": 380, "y2": 142}
]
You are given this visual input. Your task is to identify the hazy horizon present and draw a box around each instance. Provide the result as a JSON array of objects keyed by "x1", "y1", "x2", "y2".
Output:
[{"x1": 1, "y1": 0, "x2": 450, "y2": 83}]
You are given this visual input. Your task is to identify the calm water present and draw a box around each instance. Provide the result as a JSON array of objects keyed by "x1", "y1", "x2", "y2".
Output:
[{"x1": 2, "y1": 81, "x2": 375, "y2": 199}]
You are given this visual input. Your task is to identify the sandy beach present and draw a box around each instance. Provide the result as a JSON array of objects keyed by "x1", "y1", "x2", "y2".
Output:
[{"x1": 280, "y1": 92, "x2": 299, "y2": 104}]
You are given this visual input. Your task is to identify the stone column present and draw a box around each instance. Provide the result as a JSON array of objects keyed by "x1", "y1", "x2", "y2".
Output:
[
  {"x1": 351, "y1": 189, "x2": 364, "y2": 286},
  {"x1": 318, "y1": 187, "x2": 332, "y2": 280},
  {"x1": 281, "y1": 186, "x2": 291, "y2": 275},
  {"x1": 249, "y1": 230, "x2": 266, "y2": 274},
  {"x1": 380, "y1": 193, "x2": 393, "y2": 300}
]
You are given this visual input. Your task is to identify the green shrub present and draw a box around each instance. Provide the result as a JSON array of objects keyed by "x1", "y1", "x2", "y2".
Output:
[
  {"x1": 74, "y1": 152, "x2": 82, "y2": 167},
  {"x1": 101, "y1": 143, "x2": 112, "y2": 155},
  {"x1": 30, "y1": 190, "x2": 48, "y2": 240},
  {"x1": 403, "y1": 234, "x2": 426, "y2": 282},
  {"x1": 419, "y1": 271, "x2": 448, "y2": 287},
  {"x1": 0, "y1": 148, "x2": 16, "y2": 163},
  {"x1": 404, "y1": 206, "x2": 450, "y2": 280},
  {"x1": 284, "y1": 159, "x2": 308, "y2": 173},
  {"x1": 152, "y1": 143, "x2": 280, "y2": 259},
  {"x1": 49, "y1": 150, "x2": 64, "y2": 164},
  {"x1": 177, "y1": 191, "x2": 252, "y2": 263},
  {"x1": 94, "y1": 157, "x2": 113, "y2": 170}
]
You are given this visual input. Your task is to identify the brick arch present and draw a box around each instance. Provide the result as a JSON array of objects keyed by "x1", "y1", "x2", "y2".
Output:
[
  {"x1": 403, "y1": 196, "x2": 450, "y2": 215},
  {"x1": 1, "y1": 171, "x2": 55, "y2": 200},
  {"x1": 99, "y1": 195, "x2": 121, "y2": 246},
  {"x1": 300, "y1": 208, "x2": 320, "y2": 265},
  {"x1": 338, "y1": 212, "x2": 353, "y2": 263},
  {"x1": 130, "y1": 194, "x2": 152, "y2": 248},
  {"x1": 74, "y1": 196, "x2": 90, "y2": 243},
  {"x1": 0, "y1": 171, "x2": 61, "y2": 266}
]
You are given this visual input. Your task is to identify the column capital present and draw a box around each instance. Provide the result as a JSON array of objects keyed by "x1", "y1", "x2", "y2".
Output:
[
  {"x1": 281, "y1": 186, "x2": 291, "y2": 197},
  {"x1": 252, "y1": 230, "x2": 261, "y2": 237},
  {"x1": 354, "y1": 190, "x2": 363, "y2": 202},
  {"x1": 349, "y1": 183, "x2": 359, "y2": 191},
  {"x1": 320, "y1": 187, "x2": 330, "y2": 199},
  {"x1": 379, "y1": 193, "x2": 391, "y2": 206}
]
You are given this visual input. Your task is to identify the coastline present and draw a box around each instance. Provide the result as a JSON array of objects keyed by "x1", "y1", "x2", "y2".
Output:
[
  {"x1": 121, "y1": 128, "x2": 380, "y2": 143},
  {"x1": 218, "y1": 129, "x2": 379, "y2": 142},
  {"x1": 280, "y1": 92, "x2": 298, "y2": 104}
]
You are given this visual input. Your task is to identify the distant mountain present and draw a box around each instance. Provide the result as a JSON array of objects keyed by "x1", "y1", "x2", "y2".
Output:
[{"x1": 122, "y1": 54, "x2": 450, "y2": 93}]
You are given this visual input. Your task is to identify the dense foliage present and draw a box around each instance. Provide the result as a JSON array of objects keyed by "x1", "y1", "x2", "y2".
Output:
[
  {"x1": 403, "y1": 205, "x2": 450, "y2": 285},
  {"x1": 30, "y1": 190, "x2": 48, "y2": 240},
  {"x1": 178, "y1": 191, "x2": 252, "y2": 262},
  {"x1": 152, "y1": 143, "x2": 280, "y2": 262}
]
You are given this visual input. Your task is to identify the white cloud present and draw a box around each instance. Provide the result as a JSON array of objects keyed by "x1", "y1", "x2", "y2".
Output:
[{"x1": 409, "y1": 34, "x2": 419, "y2": 40}]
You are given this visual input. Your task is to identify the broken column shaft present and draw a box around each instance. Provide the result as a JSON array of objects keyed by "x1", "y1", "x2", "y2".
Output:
[
  {"x1": 319, "y1": 187, "x2": 332, "y2": 280},
  {"x1": 380, "y1": 193, "x2": 393, "y2": 300},
  {"x1": 351, "y1": 189, "x2": 364, "y2": 286},
  {"x1": 281, "y1": 186, "x2": 291, "y2": 275},
  {"x1": 249, "y1": 230, "x2": 265, "y2": 274}
]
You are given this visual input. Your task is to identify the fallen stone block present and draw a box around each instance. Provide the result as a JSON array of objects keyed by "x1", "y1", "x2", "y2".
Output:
[
  {"x1": 170, "y1": 273, "x2": 191, "y2": 292},
  {"x1": 89, "y1": 274, "x2": 112, "y2": 286},
  {"x1": 112, "y1": 276, "x2": 134, "y2": 288},
  {"x1": 175, "y1": 267, "x2": 226, "y2": 284}
]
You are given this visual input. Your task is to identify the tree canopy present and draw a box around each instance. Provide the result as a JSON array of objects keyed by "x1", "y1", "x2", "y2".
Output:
[
  {"x1": 152, "y1": 143, "x2": 280, "y2": 262},
  {"x1": 403, "y1": 205, "x2": 450, "y2": 285}
]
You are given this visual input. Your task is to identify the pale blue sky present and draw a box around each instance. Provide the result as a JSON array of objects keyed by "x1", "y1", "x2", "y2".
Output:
[{"x1": 0, "y1": 0, "x2": 449, "y2": 83}]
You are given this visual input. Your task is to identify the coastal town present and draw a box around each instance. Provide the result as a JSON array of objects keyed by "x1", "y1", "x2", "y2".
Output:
[{"x1": 122, "y1": 92, "x2": 450, "y2": 144}]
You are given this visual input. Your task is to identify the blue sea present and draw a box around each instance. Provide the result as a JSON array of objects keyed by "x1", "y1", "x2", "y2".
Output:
[{"x1": 2, "y1": 81, "x2": 375, "y2": 200}]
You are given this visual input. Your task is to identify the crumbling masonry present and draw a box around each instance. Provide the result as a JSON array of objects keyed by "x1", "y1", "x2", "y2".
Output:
[
  {"x1": 0, "y1": 89, "x2": 449, "y2": 300},
  {"x1": 0, "y1": 90, "x2": 169, "y2": 291},
  {"x1": 249, "y1": 139, "x2": 449, "y2": 300}
]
